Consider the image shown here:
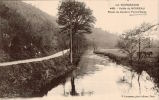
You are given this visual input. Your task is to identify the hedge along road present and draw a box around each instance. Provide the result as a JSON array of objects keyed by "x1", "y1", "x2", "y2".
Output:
[{"x1": 0, "y1": 49, "x2": 70, "y2": 67}]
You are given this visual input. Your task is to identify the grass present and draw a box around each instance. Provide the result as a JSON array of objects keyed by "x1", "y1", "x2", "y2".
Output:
[
  {"x1": 0, "y1": 54, "x2": 69, "y2": 97},
  {"x1": 94, "y1": 49, "x2": 159, "y2": 90},
  {"x1": 95, "y1": 49, "x2": 126, "y2": 57}
]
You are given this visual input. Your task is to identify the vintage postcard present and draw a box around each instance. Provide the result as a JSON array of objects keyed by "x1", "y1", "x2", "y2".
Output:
[{"x1": 0, "y1": 0, "x2": 159, "y2": 100}]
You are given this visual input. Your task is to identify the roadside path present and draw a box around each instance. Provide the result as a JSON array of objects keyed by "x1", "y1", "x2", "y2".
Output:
[{"x1": 0, "y1": 49, "x2": 70, "y2": 67}]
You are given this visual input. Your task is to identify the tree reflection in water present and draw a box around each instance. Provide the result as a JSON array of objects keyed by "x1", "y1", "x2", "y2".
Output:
[
  {"x1": 70, "y1": 76, "x2": 79, "y2": 96},
  {"x1": 62, "y1": 76, "x2": 94, "y2": 96}
]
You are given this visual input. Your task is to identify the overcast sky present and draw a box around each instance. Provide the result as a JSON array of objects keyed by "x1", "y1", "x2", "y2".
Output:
[{"x1": 24, "y1": 0, "x2": 158, "y2": 34}]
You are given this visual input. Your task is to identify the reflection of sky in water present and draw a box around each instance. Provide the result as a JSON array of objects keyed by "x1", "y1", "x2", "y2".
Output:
[{"x1": 43, "y1": 50, "x2": 159, "y2": 100}]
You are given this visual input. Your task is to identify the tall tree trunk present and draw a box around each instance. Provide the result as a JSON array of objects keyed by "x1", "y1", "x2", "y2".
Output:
[
  {"x1": 77, "y1": 35, "x2": 79, "y2": 56},
  {"x1": 129, "y1": 54, "x2": 133, "y2": 66},
  {"x1": 70, "y1": 29, "x2": 73, "y2": 64},
  {"x1": 93, "y1": 38, "x2": 95, "y2": 52},
  {"x1": 138, "y1": 37, "x2": 141, "y2": 62}
]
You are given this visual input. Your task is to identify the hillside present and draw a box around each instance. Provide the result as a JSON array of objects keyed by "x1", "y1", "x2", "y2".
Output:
[
  {"x1": 85, "y1": 28, "x2": 119, "y2": 49},
  {"x1": 144, "y1": 24, "x2": 159, "y2": 47},
  {"x1": 0, "y1": 1, "x2": 58, "y2": 61},
  {"x1": 0, "y1": 1, "x2": 71, "y2": 97}
]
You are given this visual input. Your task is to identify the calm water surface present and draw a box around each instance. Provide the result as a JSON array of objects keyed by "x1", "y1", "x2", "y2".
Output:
[{"x1": 37, "y1": 50, "x2": 159, "y2": 100}]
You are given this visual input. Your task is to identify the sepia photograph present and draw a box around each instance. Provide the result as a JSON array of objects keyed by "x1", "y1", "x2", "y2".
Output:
[{"x1": 0, "y1": 0, "x2": 159, "y2": 100}]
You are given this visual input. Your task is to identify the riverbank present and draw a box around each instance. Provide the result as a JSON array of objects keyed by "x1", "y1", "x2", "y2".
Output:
[
  {"x1": 43, "y1": 49, "x2": 158, "y2": 100},
  {"x1": 94, "y1": 50, "x2": 159, "y2": 90},
  {"x1": 0, "y1": 49, "x2": 84, "y2": 97}
]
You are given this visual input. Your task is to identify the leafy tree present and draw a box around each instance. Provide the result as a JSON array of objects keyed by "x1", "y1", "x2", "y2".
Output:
[
  {"x1": 117, "y1": 23, "x2": 157, "y2": 63},
  {"x1": 117, "y1": 23, "x2": 155, "y2": 93},
  {"x1": 133, "y1": 23, "x2": 156, "y2": 61},
  {"x1": 57, "y1": 0, "x2": 96, "y2": 64},
  {"x1": 117, "y1": 29, "x2": 138, "y2": 64}
]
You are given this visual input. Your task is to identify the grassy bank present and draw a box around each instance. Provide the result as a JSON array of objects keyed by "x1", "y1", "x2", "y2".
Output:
[
  {"x1": 94, "y1": 50, "x2": 159, "y2": 89},
  {"x1": 0, "y1": 54, "x2": 68, "y2": 97},
  {"x1": 0, "y1": 53, "x2": 84, "y2": 97}
]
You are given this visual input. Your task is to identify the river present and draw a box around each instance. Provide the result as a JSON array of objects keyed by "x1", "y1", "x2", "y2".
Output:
[{"x1": 35, "y1": 50, "x2": 158, "y2": 100}]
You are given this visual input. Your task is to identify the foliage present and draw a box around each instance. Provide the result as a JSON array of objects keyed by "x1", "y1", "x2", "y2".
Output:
[
  {"x1": 85, "y1": 28, "x2": 119, "y2": 49},
  {"x1": 94, "y1": 50, "x2": 159, "y2": 90},
  {"x1": 0, "y1": 1, "x2": 77, "y2": 97},
  {"x1": 57, "y1": 0, "x2": 95, "y2": 64},
  {"x1": 0, "y1": 1, "x2": 58, "y2": 60},
  {"x1": 117, "y1": 23, "x2": 153, "y2": 61},
  {"x1": 117, "y1": 29, "x2": 138, "y2": 61},
  {"x1": 57, "y1": 0, "x2": 96, "y2": 34}
]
